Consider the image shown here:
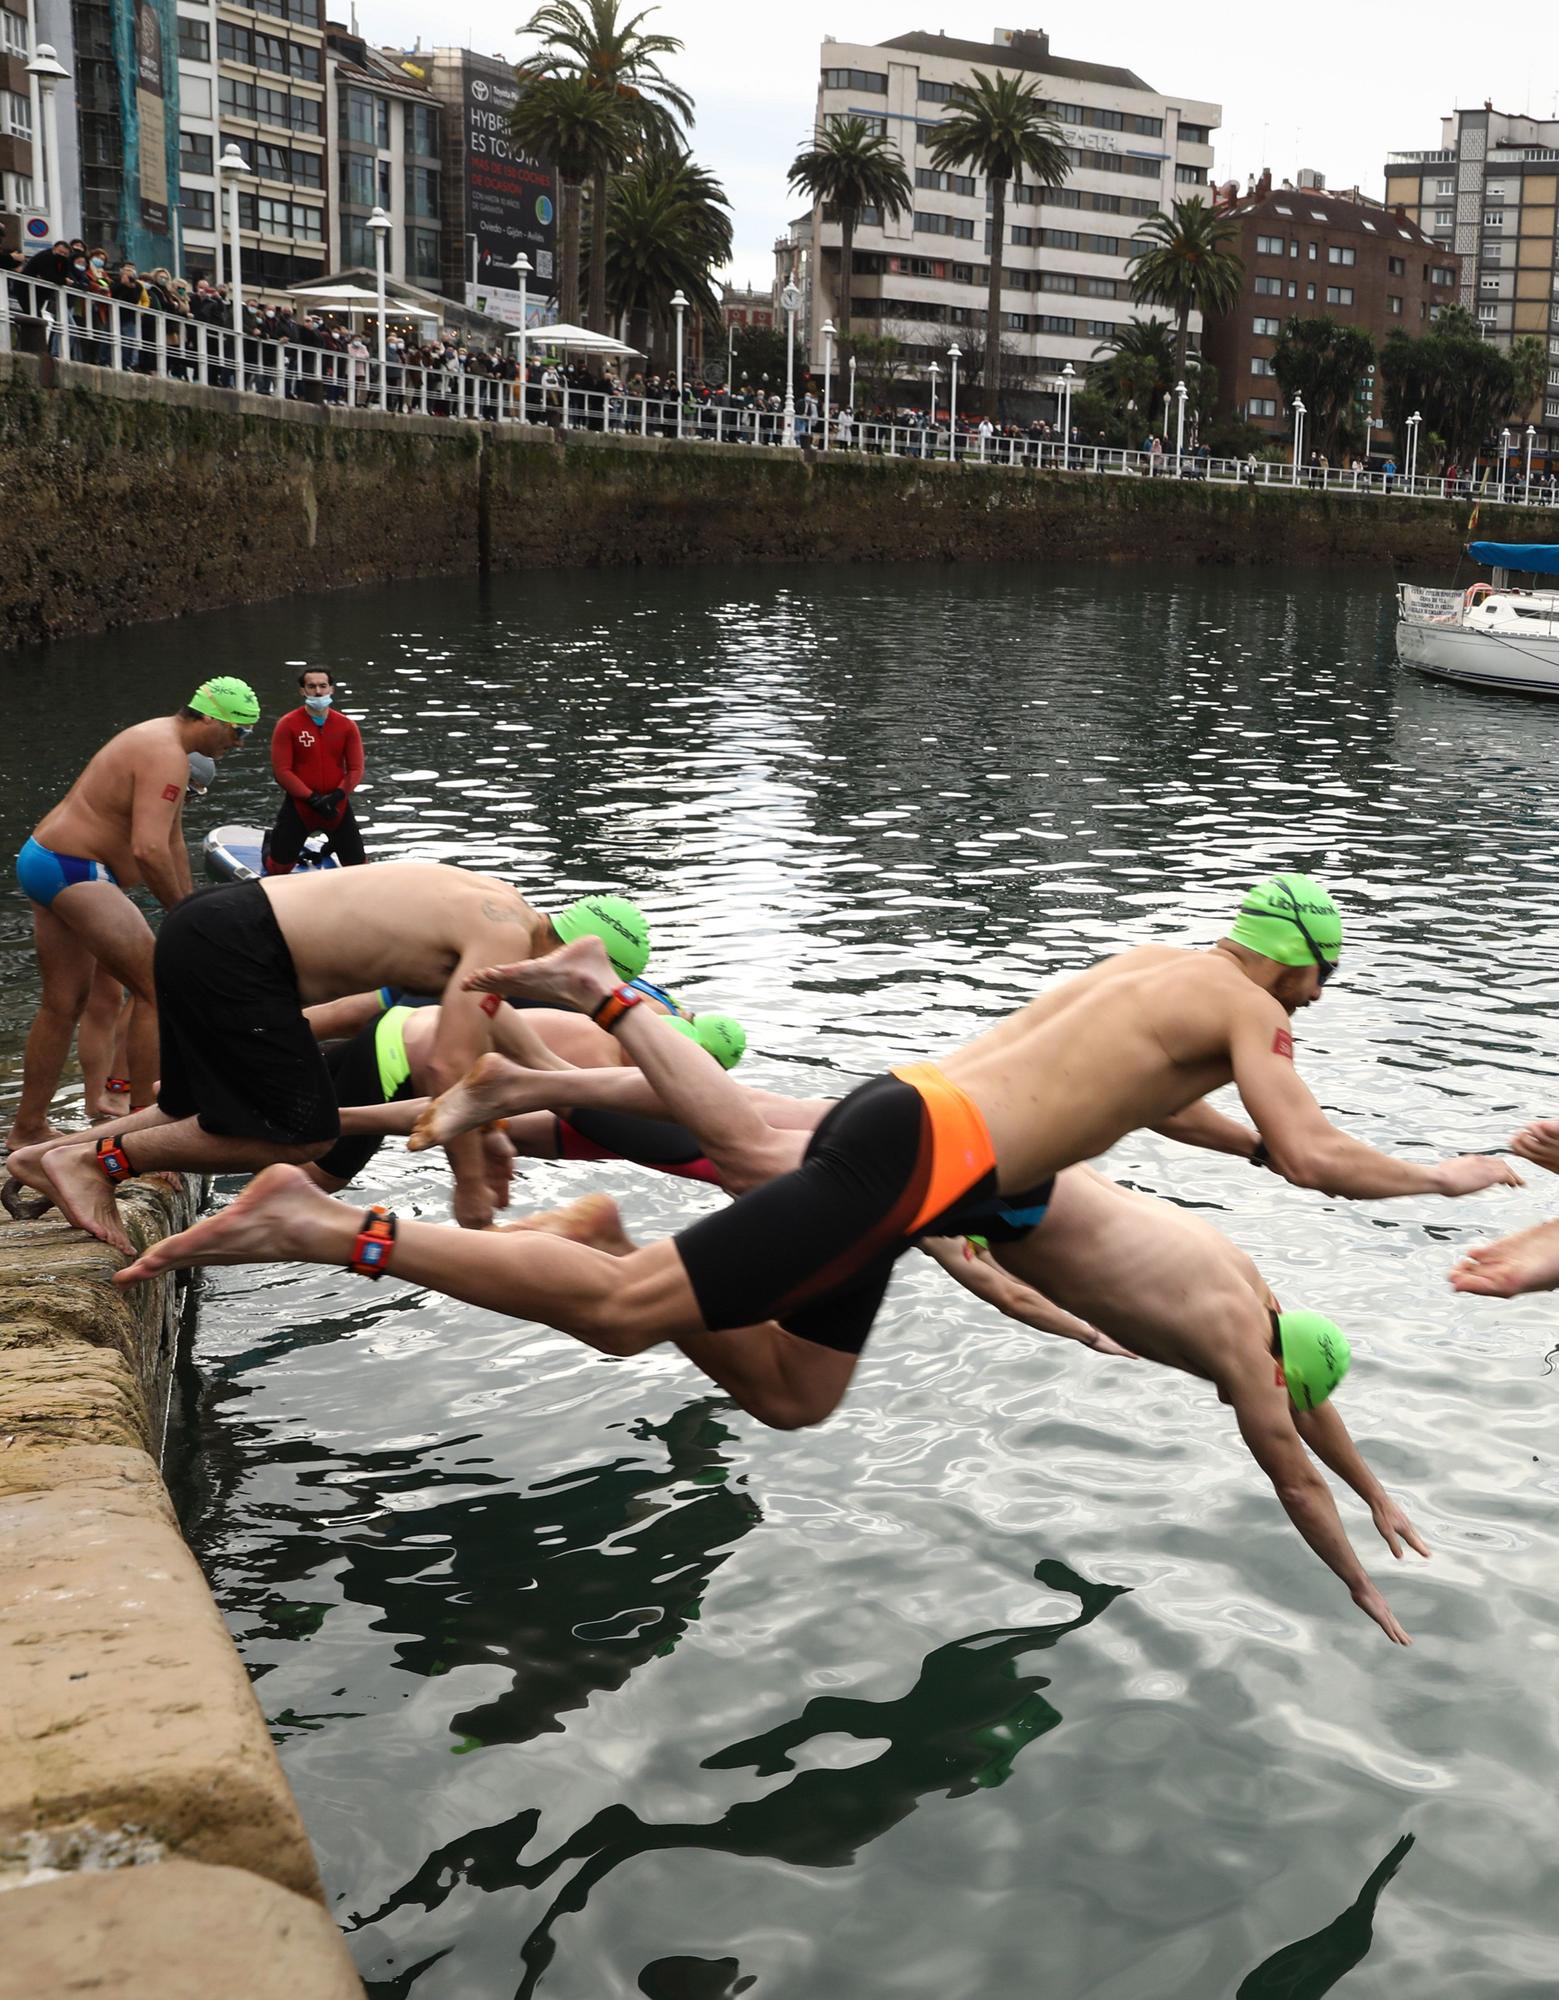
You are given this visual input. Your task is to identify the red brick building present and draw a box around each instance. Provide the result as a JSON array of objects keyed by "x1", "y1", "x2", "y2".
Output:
[{"x1": 1201, "y1": 172, "x2": 1457, "y2": 449}]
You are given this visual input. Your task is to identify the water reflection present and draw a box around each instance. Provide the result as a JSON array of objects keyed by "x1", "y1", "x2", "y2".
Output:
[{"x1": 1237, "y1": 1833, "x2": 1415, "y2": 1999}]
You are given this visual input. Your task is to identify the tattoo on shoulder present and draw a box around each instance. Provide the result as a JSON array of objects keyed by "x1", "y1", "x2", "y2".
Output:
[
  {"x1": 1272, "y1": 1027, "x2": 1294, "y2": 1061},
  {"x1": 479, "y1": 896, "x2": 528, "y2": 926}
]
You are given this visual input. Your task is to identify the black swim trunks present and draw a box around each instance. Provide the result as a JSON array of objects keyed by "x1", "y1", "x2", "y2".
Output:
[
  {"x1": 556, "y1": 1106, "x2": 720, "y2": 1184},
  {"x1": 312, "y1": 1006, "x2": 417, "y2": 1184},
  {"x1": 673, "y1": 1062, "x2": 1022, "y2": 1356},
  {"x1": 154, "y1": 881, "x2": 340, "y2": 1146}
]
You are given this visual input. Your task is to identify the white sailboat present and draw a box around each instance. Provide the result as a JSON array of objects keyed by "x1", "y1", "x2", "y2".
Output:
[{"x1": 1397, "y1": 542, "x2": 1559, "y2": 696}]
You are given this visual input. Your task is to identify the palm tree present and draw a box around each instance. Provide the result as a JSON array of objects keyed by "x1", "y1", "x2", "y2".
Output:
[
  {"x1": 928, "y1": 69, "x2": 1069, "y2": 418},
  {"x1": 508, "y1": 73, "x2": 624, "y2": 325},
  {"x1": 517, "y1": 0, "x2": 692, "y2": 332},
  {"x1": 788, "y1": 115, "x2": 913, "y2": 358},
  {"x1": 1126, "y1": 198, "x2": 1244, "y2": 380},
  {"x1": 1088, "y1": 316, "x2": 1177, "y2": 434},
  {"x1": 1510, "y1": 334, "x2": 1547, "y2": 421},
  {"x1": 606, "y1": 150, "x2": 731, "y2": 362}
]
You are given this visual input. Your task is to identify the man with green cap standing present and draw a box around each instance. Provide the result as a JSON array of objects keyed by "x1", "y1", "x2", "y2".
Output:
[
  {"x1": 7, "y1": 677, "x2": 260, "y2": 1149},
  {"x1": 4, "y1": 868, "x2": 651, "y2": 1254}
]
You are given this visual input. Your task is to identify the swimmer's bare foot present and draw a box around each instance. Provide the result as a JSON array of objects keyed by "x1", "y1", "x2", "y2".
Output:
[
  {"x1": 1450, "y1": 1218, "x2": 1559, "y2": 1298},
  {"x1": 464, "y1": 934, "x2": 616, "y2": 1012},
  {"x1": 13, "y1": 1140, "x2": 134, "y2": 1255},
  {"x1": 5, "y1": 1118, "x2": 65, "y2": 1153},
  {"x1": 90, "y1": 1089, "x2": 129, "y2": 1122},
  {"x1": 410, "y1": 1053, "x2": 533, "y2": 1152},
  {"x1": 115, "y1": 1164, "x2": 346, "y2": 1286},
  {"x1": 495, "y1": 1191, "x2": 635, "y2": 1257},
  {"x1": 482, "y1": 1127, "x2": 515, "y2": 1210},
  {"x1": 1511, "y1": 1119, "x2": 1559, "y2": 1175}
]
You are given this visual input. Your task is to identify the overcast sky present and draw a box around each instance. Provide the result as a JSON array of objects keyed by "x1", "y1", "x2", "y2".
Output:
[{"x1": 362, "y1": 0, "x2": 1559, "y2": 280}]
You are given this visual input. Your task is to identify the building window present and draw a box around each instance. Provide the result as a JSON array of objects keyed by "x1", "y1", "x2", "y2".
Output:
[
  {"x1": 1253, "y1": 274, "x2": 1283, "y2": 296},
  {"x1": 1272, "y1": 203, "x2": 1292, "y2": 215},
  {"x1": 1307, "y1": 241, "x2": 1318, "y2": 259},
  {"x1": 1478, "y1": 302, "x2": 1497, "y2": 320},
  {"x1": 217, "y1": 21, "x2": 252, "y2": 63},
  {"x1": 914, "y1": 212, "x2": 974, "y2": 239},
  {"x1": 179, "y1": 187, "x2": 215, "y2": 230},
  {"x1": 346, "y1": 88, "x2": 389, "y2": 148},
  {"x1": 1487, "y1": 185, "x2": 1505, "y2": 200},
  {"x1": 1085, "y1": 319, "x2": 1112, "y2": 338},
  {"x1": 218, "y1": 77, "x2": 255, "y2": 117},
  {"x1": 916, "y1": 166, "x2": 976, "y2": 196},
  {"x1": 1479, "y1": 275, "x2": 1500, "y2": 291},
  {"x1": 1178, "y1": 122, "x2": 1209, "y2": 144},
  {"x1": 340, "y1": 215, "x2": 373, "y2": 266},
  {"x1": 1484, "y1": 210, "x2": 1504, "y2": 228},
  {"x1": 1308, "y1": 209, "x2": 1328, "y2": 222},
  {"x1": 289, "y1": 148, "x2": 321, "y2": 188},
  {"x1": 177, "y1": 14, "x2": 209, "y2": 61},
  {"x1": 1289, "y1": 239, "x2": 1298, "y2": 257},
  {"x1": 1388, "y1": 294, "x2": 1403, "y2": 314},
  {"x1": 1255, "y1": 233, "x2": 1284, "y2": 254},
  {"x1": 1175, "y1": 165, "x2": 1205, "y2": 185},
  {"x1": 1252, "y1": 355, "x2": 1275, "y2": 375},
  {"x1": 1325, "y1": 285, "x2": 1353, "y2": 305},
  {"x1": 288, "y1": 42, "x2": 320, "y2": 80},
  {"x1": 1248, "y1": 397, "x2": 1278, "y2": 417},
  {"x1": 254, "y1": 30, "x2": 286, "y2": 72},
  {"x1": 1306, "y1": 282, "x2": 1316, "y2": 301},
  {"x1": 0, "y1": 11, "x2": 24, "y2": 54},
  {"x1": 407, "y1": 102, "x2": 439, "y2": 156},
  {"x1": 180, "y1": 128, "x2": 213, "y2": 175},
  {"x1": 405, "y1": 163, "x2": 439, "y2": 220},
  {"x1": 1431, "y1": 266, "x2": 1455, "y2": 286},
  {"x1": 822, "y1": 67, "x2": 887, "y2": 93},
  {"x1": 1327, "y1": 245, "x2": 1356, "y2": 265},
  {"x1": 407, "y1": 226, "x2": 441, "y2": 282},
  {"x1": 1084, "y1": 276, "x2": 1117, "y2": 297},
  {"x1": 1128, "y1": 113, "x2": 1163, "y2": 136},
  {"x1": 1252, "y1": 315, "x2": 1280, "y2": 336},
  {"x1": 256, "y1": 139, "x2": 290, "y2": 179},
  {"x1": 918, "y1": 79, "x2": 952, "y2": 102},
  {"x1": 1436, "y1": 177, "x2": 1453, "y2": 196}
]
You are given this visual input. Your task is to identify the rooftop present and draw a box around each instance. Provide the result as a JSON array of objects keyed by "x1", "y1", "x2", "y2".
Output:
[{"x1": 876, "y1": 29, "x2": 1153, "y2": 94}]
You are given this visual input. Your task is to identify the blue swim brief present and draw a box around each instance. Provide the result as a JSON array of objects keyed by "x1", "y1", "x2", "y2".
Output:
[{"x1": 15, "y1": 835, "x2": 119, "y2": 909}]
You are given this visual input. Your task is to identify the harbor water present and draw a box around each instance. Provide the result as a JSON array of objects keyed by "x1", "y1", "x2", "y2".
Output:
[{"x1": 3, "y1": 561, "x2": 1557, "y2": 1998}]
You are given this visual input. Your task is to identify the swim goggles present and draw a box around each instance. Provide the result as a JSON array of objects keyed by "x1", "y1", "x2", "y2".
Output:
[{"x1": 1279, "y1": 879, "x2": 1338, "y2": 986}]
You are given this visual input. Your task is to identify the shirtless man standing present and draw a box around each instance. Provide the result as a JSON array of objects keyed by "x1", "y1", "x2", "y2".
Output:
[
  {"x1": 7, "y1": 678, "x2": 260, "y2": 1149},
  {"x1": 6, "y1": 875, "x2": 649, "y2": 1253}
]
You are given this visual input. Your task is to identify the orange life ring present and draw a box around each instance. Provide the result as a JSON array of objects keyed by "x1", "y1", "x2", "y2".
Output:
[{"x1": 1463, "y1": 583, "x2": 1494, "y2": 612}]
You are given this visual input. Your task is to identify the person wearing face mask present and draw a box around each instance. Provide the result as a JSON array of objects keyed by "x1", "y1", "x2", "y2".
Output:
[{"x1": 264, "y1": 667, "x2": 367, "y2": 873}]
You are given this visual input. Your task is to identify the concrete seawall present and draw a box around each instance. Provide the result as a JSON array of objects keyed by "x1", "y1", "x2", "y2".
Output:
[
  {"x1": 3, "y1": 349, "x2": 1554, "y2": 650},
  {"x1": 0, "y1": 1175, "x2": 362, "y2": 1997}
]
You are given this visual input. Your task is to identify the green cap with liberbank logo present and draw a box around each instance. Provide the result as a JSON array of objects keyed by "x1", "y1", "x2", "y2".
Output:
[
  {"x1": 552, "y1": 894, "x2": 651, "y2": 981},
  {"x1": 1228, "y1": 872, "x2": 1341, "y2": 971},
  {"x1": 189, "y1": 676, "x2": 261, "y2": 729}
]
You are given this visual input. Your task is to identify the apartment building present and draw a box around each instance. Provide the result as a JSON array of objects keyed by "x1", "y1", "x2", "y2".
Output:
[
  {"x1": 1201, "y1": 173, "x2": 1455, "y2": 441},
  {"x1": 176, "y1": 0, "x2": 327, "y2": 294},
  {"x1": 785, "y1": 25, "x2": 1219, "y2": 388},
  {"x1": 1385, "y1": 105, "x2": 1559, "y2": 440},
  {"x1": 0, "y1": 0, "x2": 35, "y2": 227},
  {"x1": 324, "y1": 27, "x2": 440, "y2": 287}
]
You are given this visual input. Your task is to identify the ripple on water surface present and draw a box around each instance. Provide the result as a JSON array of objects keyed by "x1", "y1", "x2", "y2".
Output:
[{"x1": 5, "y1": 562, "x2": 1558, "y2": 1999}]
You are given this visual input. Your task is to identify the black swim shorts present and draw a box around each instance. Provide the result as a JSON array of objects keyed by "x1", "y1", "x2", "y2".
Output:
[
  {"x1": 556, "y1": 1105, "x2": 720, "y2": 1184},
  {"x1": 154, "y1": 881, "x2": 340, "y2": 1147},
  {"x1": 672, "y1": 1062, "x2": 1005, "y2": 1356}
]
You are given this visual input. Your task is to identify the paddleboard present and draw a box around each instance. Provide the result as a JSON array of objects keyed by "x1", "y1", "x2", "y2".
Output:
[{"x1": 204, "y1": 823, "x2": 341, "y2": 882}]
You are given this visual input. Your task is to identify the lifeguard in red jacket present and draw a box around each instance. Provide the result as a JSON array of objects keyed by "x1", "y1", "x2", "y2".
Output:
[{"x1": 264, "y1": 668, "x2": 366, "y2": 872}]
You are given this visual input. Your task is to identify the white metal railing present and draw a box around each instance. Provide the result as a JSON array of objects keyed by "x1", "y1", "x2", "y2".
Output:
[{"x1": 4, "y1": 273, "x2": 1559, "y2": 509}]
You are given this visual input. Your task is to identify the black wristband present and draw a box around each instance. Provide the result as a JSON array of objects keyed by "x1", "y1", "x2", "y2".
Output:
[{"x1": 1250, "y1": 1139, "x2": 1271, "y2": 1170}]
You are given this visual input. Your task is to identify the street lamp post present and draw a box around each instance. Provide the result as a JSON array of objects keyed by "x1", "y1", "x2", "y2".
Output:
[
  {"x1": 25, "y1": 45, "x2": 69, "y2": 240},
  {"x1": 511, "y1": 251, "x2": 531, "y2": 420},
  {"x1": 1405, "y1": 409, "x2": 1421, "y2": 488},
  {"x1": 670, "y1": 287, "x2": 688, "y2": 438},
  {"x1": 948, "y1": 342, "x2": 961, "y2": 461},
  {"x1": 1525, "y1": 422, "x2": 1537, "y2": 503},
  {"x1": 928, "y1": 358, "x2": 941, "y2": 456},
  {"x1": 219, "y1": 144, "x2": 248, "y2": 383},
  {"x1": 1060, "y1": 360, "x2": 1075, "y2": 465},
  {"x1": 1364, "y1": 410, "x2": 1378, "y2": 478},
  {"x1": 1174, "y1": 377, "x2": 1187, "y2": 477},
  {"x1": 848, "y1": 352, "x2": 857, "y2": 426},
  {"x1": 780, "y1": 279, "x2": 801, "y2": 446},
  {"x1": 820, "y1": 319, "x2": 836, "y2": 449},
  {"x1": 1291, "y1": 394, "x2": 1307, "y2": 483},
  {"x1": 367, "y1": 205, "x2": 391, "y2": 412},
  {"x1": 1499, "y1": 426, "x2": 1510, "y2": 501}
]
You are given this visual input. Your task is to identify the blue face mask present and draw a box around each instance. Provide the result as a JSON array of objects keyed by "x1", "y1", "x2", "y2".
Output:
[{"x1": 304, "y1": 693, "x2": 332, "y2": 717}]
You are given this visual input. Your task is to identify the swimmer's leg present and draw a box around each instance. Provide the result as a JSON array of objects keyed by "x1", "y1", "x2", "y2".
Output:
[
  {"x1": 78, "y1": 964, "x2": 130, "y2": 1120},
  {"x1": 411, "y1": 1057, "x2": 670, "y2": 1150},
  {"x1": 9, "y1": 901, "x2": 95, "y2": 1147}
]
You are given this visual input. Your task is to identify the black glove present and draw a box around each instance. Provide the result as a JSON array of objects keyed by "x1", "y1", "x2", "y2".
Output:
[
  {"x1": 322, "y1": 788, "x2": 347, "y2": 814},
  {"x1": 306, "y1": 791, "x2": 336, "y2": 816}
]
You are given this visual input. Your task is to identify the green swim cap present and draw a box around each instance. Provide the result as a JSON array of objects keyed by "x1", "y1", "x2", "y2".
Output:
[
  {"x1": 1275, "y1": 1309, "x2": 1351, "y2": 1410},
  {"x1": 663, "y1": 1013, "x2": 747, "y2": 1069},
  {"x1": 1228, "y1": 872, "x2": 1341, "y2": 970},
  {"x1": 189, "y1": 676, "x2": 261, "y2": 729},
  {"x1": 552, "y1": 894, "x2": 650, "y2": 981}
]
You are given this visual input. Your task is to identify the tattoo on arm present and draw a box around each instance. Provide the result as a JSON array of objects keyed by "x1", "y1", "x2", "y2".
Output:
[{"x1": 479, "y1": 897, "x2": 528, "y2": 926}]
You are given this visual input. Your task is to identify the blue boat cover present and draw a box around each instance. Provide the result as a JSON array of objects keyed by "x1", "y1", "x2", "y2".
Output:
[{"x1": 1468, "y1": 542, "x2": 1559, "y2": 575}]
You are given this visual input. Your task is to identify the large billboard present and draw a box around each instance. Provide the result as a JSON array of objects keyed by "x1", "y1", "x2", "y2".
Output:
[
  {"x1": 465, "y1": 65, "x2": 556, "y2": 293},
  {"x1": 110, "y1": 0, "x2": 178, "y2": 267}
]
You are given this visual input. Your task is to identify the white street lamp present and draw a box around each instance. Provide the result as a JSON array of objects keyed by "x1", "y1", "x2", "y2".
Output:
[
  {"x1": 670, "y1": 287, "x2": 689, "y2": 437},
  {"x1": 25, "y1": 45, "x2": 69, "y2": 241},
  {"x1": 848, "y1": 352, "x2": 857, "y2": 426},
  {"x1": 1291, "y1": 393, "x2": 1307, "y2": 483},
  {"x1": 1364, "y1": 409, "x2": 1378, "y2": 474},
  {"x1": 780, "y1": 279, "x2": 801, "y2": 446},
  {"x1": 927, "y1": 357, "x2": 941, "y2": 455},
  {"x1": 1174, "y1": 378, "x2": 1187, "y2": 477},
  {"x1": 1405, "y1": 409, "x2": 1422, "y2": 488},
  {"x1": 1162, "y1": 386, "x2": 1171, "y2": 444},
  {"x1": 1061, "y1": 360, "x2": 1075, "y2": 465},
  {"x1": 366, "y1": 205, "x2": 391, "y2": 412},
  {"x1": 511, "y1": 251, "x2": 531, "y2": 419},
  {"x1": 821, "y1": 318, "x2": 835, "y2": 450},
  {"x1": 219, "y1": 144, "x2": 249, "y2": 381},
  {"x1": 1525, "y1": 422, "x2": 1537, "y2": 503},
  {"x1": 948, "y1": 342, "x2": 961, "y2": 461},
  {"x1": 1499, "y1": 426, "x2": 1510, "y2": 501}
]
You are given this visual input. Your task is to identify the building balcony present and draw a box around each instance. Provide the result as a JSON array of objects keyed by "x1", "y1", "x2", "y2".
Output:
[{"x1": 1386, "y1": 149, "x2": 1455, "y2": 164}]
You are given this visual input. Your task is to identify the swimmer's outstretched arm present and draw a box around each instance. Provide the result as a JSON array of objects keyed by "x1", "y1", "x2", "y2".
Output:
[
  {"x1": 1293, "y1": 1401, "x2": 1430, "y2": 1561},
  {"x1": 918, "y1": 1237, "x2": 1134, "y2": 1357},
  {"x1": 1151, "y1": 1098, "x2": 1258, "y2": 1159}
]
